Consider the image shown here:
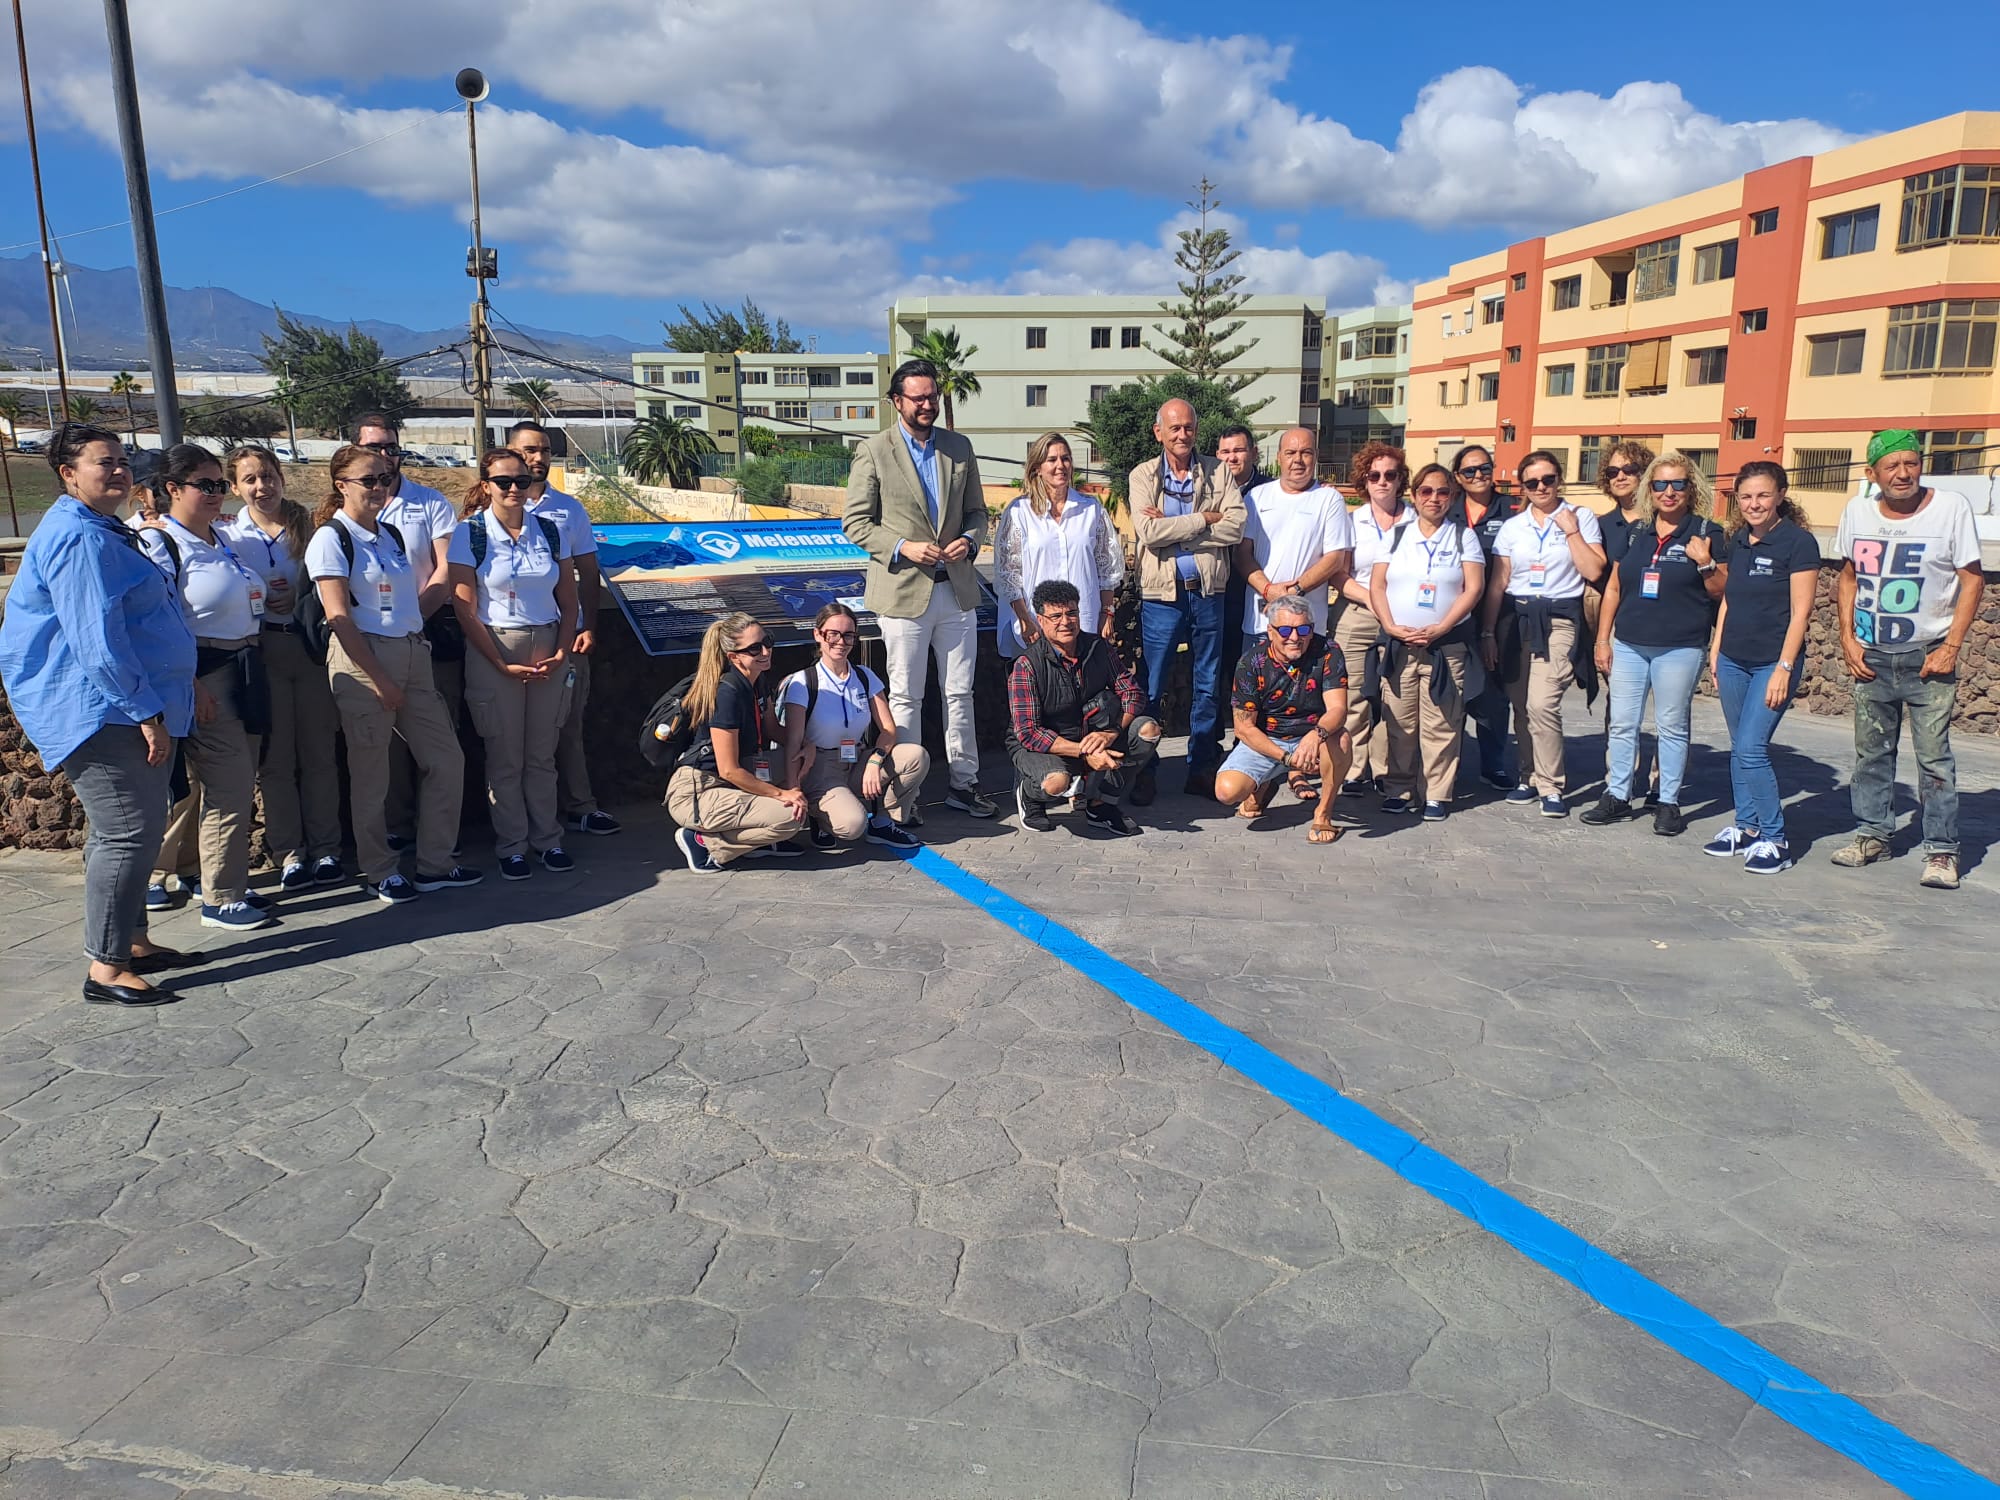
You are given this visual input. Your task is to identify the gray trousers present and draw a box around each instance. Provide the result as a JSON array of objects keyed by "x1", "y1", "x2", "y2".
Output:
[{"x1": 62, "y1": 723, "x2": 173, "y2": 964}]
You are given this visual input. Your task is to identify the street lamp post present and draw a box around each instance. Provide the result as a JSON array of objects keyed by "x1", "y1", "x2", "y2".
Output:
[{"x1": 457, "y1": 68, "x2": 494, "y2": 455}]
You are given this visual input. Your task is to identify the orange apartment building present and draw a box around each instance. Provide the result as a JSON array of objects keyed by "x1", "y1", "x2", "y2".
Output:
[{"x1": 1405, "y1": 112, "x2": 2000, "y2": 524}]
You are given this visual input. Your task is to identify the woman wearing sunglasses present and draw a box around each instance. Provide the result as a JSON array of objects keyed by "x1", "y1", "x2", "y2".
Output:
[
  {"x1": 1370, "y1": 463, "x2": 1485, "y2": 820},
  {"x1": 1479, "y1": 450, "x2": 1606, "y2": 817},
  {"x1": 138, "y1": 444, "x2": 273, "y2": 933},
  {"x1": 778, "y1": 603, "x2": 927, "y2": 850},
  {"x1": 1589, "y1": 440, "x2": 1657, "y2": 797},
  {"x1": 221, "y1": 445, "x2": 344, "y2": 892},
  {"x1": 1333, "y1": 441, "x2": 1412, "y2": 797},
  {"x1": 1585, "y1": 452, "x2": 1726, "y2": 836},
  {"x1": 668, "y1": 612, "x2": 808, "y2": 871},
  {"x1": 307, "y1": 444, "x2": 480, "y2": 904},
  {"x1": 447, "y1": 449, "x2": 578, "y2": 881},
  {"x1": 1448, "y1": 444, "x2": 1516, "y2": 791}
]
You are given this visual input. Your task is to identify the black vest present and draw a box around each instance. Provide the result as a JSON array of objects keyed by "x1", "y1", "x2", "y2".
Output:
[{"x1": 1014, "y1": 634, "x2": 1123, "y2": 750}]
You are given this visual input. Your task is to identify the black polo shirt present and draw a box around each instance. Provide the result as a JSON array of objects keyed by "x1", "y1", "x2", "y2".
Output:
[
  {"x1": 1598, "y1": 505, "x2": 1644, "y2": 567},
  {"x1": 1719, "y1": 519, "x2": 1820, "y2": 666},
  {"x1": 683, "y1": 666, "x2": 774, "y2": 774},
  {"x1": 1612, "y1": 513, "x2": 1726, "y2": 649},
  {"x1": 1460, "y1": 494, "x2": 1518, "y2": 557}
]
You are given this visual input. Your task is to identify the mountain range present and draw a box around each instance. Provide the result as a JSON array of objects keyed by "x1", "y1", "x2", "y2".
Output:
[{"x1": 0, "y1": 254, "x2": 649, "y2": 375}]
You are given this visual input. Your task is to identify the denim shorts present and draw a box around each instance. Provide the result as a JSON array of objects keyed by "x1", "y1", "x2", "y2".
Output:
[{"x1": 1220, "y1": 736, "x2": 1305, "y2": 784}]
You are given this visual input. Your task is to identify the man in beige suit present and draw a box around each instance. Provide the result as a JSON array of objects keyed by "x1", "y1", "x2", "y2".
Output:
[{"x1": 843, "y1": 358, "x2": 995, "y2": 817}]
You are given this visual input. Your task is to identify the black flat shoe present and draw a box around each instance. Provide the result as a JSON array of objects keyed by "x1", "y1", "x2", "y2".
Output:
[
  {"x1": 84, "y1": 978, "x2": 179, "y2": 1007},
  {"x1": 130, "y1": 947, "x2": 202, "y2": 975}
]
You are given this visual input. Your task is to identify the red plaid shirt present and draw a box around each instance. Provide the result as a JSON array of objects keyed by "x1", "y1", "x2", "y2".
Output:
[{"x1": 1007, "y1": 645, "x2": 1146, "y2": 754}]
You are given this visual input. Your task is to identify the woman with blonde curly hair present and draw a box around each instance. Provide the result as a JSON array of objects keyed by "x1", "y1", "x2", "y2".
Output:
[{"x1": 1585, "y1": 450, "x2": 1727, "y2": 836}]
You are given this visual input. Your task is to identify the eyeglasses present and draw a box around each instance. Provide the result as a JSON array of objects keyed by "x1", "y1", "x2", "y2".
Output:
[
  {"x1": 731, "y1": 639, "x2": 773, "y2": 655},
  {"x1": 1651, "y1": 478, "x2": 1690, "y2": 493},
  {"x1": 1457, "y1": 463, "x2": 1494, "y2": 478},
  {"x1": 1521, "y1": 475, "x2": 1560, "y2": 491},
  {"x1": 488, "y1": 475, "x2": 536, "y2": 491},
  {"x1": 819, "y1": 628, "x2": 858, "y2": 643},
  {"x1": 1601, "y1": 463, "x2": 1643, "y2": 479},
  {"x1": 1413, "y1": 485, "x2": 1452, "y2": 499},
  {"x1": 339, "y1": 472, "x2": 394, "y2": 490},
  {"x1": 896, "y1": 393, "x2": 940, "y2": 406},
  {"x1": 1271, "y1": 623, "x2": 1313, "y2": 639},
  {"x1": 357, "y1": 442, "x2": 402, "y2": 458},
  {"x1": 173, "y1": 478, "x2": 231, "y2": 496},
  {"x1": 1037, "y1": 609, "x2": 1081, "y2": 624}
]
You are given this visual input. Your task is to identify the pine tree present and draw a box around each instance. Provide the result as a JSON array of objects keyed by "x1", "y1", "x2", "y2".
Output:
[{"x1": 1146, "y1": 179, "x2": 1266, "y2": 416}]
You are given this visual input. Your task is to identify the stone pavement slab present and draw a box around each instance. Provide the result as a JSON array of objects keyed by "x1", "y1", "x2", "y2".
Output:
[{"x1": 0, "y1": 697, "x2": 1995, "y2": 1498}]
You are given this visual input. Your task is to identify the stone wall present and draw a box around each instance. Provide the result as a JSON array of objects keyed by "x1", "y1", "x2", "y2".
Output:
[{"x1": 0, "y1": 682, "x2": 87, "y2": 850}]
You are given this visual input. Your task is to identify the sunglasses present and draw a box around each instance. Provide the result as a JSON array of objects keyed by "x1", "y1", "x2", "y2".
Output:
[
  {"x1": 357, "y1": 442, "x2": 402, "y2": 457},
  {"x1": 1521, "y1": 475, "x2": 1560, "y2": 491},
  {"x1": 1457, "y1": 463, "x2": 1494, "y2": 478},
  {"x1": 1651, "y1": 478, "x2": 1690, "y2": 493},
  {"x1": 731, "y1": 639, "x2": 773, "y2": 655},
  {"x1": 488, "y1": 475, "x2": 536, "y2": 491},
  {"x1": 173, "y1": 478, "x2": 231, "y2": 496},
  {"x1": 1366, "y1": 470, "x2": 1402, "y2": 483},
  {"x1": 1271, "y1": 623, "x2": 1314, "y2": 639},
  {"x1": 1413, "y1": 485, "x2": 1452, "y2": 499},
  {"x1": 339, "y1": 472, "x2": 394, "y2": 490},
  {"x1": 1601, "y1": 463, "x2": 1643, "y2": 479}
]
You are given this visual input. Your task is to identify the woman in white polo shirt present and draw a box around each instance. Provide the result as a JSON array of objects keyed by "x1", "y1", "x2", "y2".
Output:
[
  {"x1": 138, "y1": 444, "x2": 272, "y2": 932},
  {"x1": 1370, "y1": 463, "x2": 1485, "y2": 821},
  {"x1": 220, "y1": 445, "x2": 344, "y2": 891},
  {"x1": 307, "y1": 444, "x2": 479, "y2": 905},
  {"x1": 1478, "y1": 450, "x2": 1606, "y2": 817},
  {"x1": 447, "y1": 449, "x2": 579, "y2": 881},
  {"x1": 1333, "y1": 440, "x2": 1413, "y2": 794}
]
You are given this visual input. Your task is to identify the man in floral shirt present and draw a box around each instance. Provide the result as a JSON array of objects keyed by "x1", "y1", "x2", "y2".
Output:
[{"x1": 1212, "y1": 593, "x2": 1353, "y2": 844}]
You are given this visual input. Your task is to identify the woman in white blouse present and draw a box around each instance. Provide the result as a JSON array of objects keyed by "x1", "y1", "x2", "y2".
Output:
[
  {"x1": 220, "y1": 445, "x2": 344, "y2": 891},
  {"x1": 994, "y1": 432, "x2": 1123, "y2": 655},
  {"x1": 447, "y1": 449, "x2": 579, "y2": 882},
  {"x1": 1369, "y1": 463, "x2": 1486, "y2": 820}
]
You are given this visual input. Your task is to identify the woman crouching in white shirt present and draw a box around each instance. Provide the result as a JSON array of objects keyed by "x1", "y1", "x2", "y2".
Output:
[
  {"x1": 779, "y1": 604, "x2": 928, "y2": 851},
  {"x1": 447, "y1": 449, "x2": 579, "y2": 881}
]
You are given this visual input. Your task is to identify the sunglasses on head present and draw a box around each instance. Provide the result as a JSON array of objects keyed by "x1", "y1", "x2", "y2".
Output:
[
  {"x1": 1601, "y1": 463, "x2": 1643, "y2": 479},
  {"x1": 1457, "y1": 463, "x2": 1494, "y2": 478},
  {"x1": 358, "y1": 442, "x2": 402, "y2": 458},
  {"x1": 1521, "y1": 475, "x2": 1559, "y2": 491},
  {"x1": 174, "y1": 478, "x2": 230, "y2": 496},
  {"x1": 1271, "y1": 622, "x2": 1313, "y2": 639},
  {"x1": 488, "y1": 475, "x2": 536, "y2": 491},
  {"x1": 1651, "y1": 478, "x2": 1690, "y2": 493}
]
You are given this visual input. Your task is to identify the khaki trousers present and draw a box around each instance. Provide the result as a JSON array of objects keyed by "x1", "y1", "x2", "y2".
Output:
[
  {"x1": 1507, "y1": 615, "x2": 1577, "y2": 797},
  {"x1": 258, "y1": 626, "x2": 342, "y2": 867},
  {"x1": 555, "y1": 651, "x2": 599, "y2": 819},
  {"x1": 464, "y1": 625, "x2": 572, "y2": 859},
  {"x1": 152, "y1": 647, "x2": 260, "y2": 905},
  {"x1": 799, "y1": 741, "x2": 930, "y2": 840},
  {"x1": 1331, "y1": 599, "x2": 1387, "y2": 782},
  {"x1": 1382, "y1": 642, "x2": 1469, "y2": 804},
  {"x1": 387, "y1": 651, "x2": 464, "y2": 839},
  {"x1": 666, "y1": 766, "x2": 805, "y2": 866},
  {"x1": 330, "y1": 631, "x2": 464, "y2": 883}
]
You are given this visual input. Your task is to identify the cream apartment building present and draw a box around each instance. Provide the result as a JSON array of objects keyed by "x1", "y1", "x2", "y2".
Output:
[{"x1": 630, "y1": 350, "x2": 892, "y2": 464}]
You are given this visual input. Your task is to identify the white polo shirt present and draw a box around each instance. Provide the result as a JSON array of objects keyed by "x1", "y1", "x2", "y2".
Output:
[
  {"x1": 529, "y1": 483, "x2": 598, "y2": 631},
  {"x1": 139, "y1": 517, "x2": 264, "y2": 641},
  {"x1": 381, "y1": 476, "x2": 457, "y2": 585},
  {"x1": 219, "y1": 512, "x2": 305, "y2": 623},
  {"x1": 445, "y1": 509, "x2": 572, "y2": 629},
  {"x1": 1493, "y1": 503, "x2": 1604, "y2": 601},
  {"x1": 779, "y1": 662, "x2": 884, "y2": 749},
  {"x1": 1375, "y1": 520, "x2": 1484, "y2": 625},
  {"x1": 305, "y1": 511, "x2": 423, "y2": 638},
  {"x1": 1350, "y1": 501, "x2": 1414, "y2": 580}
]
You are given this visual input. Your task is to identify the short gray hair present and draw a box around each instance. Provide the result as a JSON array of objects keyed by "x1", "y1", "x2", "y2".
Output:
[{"x1": 1267, "y1": 593, "x2": 1313, "y2": 624}]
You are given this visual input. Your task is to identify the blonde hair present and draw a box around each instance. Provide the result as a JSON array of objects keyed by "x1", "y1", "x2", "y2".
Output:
[
  {"x1": 1637, "y1": 451, "x2": 1716, "y2": 526},
  {"x1": 1021, "y1": 431, "x2": 1074, "y2": 517},
  {"x1": 685, "y1": 612, "x2": 762, "y2": 728}
]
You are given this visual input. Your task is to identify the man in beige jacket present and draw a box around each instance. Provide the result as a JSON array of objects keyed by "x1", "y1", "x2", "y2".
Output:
[
  {"x1": 1129, "y1": 397, "x2": 1245, "y2": 801},
  {"x1": 842, "y1": 358, "x2": 995, "y2": 817}
]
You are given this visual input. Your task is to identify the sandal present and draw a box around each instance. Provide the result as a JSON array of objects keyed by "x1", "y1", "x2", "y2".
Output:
[
  {"x1": 1286, "y1": 769, "x2": 1319, "y2": 803},
  {"x1": 1236, "y1": 787, "x2": 1266, "y2": 820},
  {"x1": 1307, "y1": 817, "x2": 1342, "y2": 844}
]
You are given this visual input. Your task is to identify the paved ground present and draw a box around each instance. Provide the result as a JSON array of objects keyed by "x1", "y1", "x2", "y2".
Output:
[{"x1": 1, "y1": 695, "x2": 1996, "y2": 1500}]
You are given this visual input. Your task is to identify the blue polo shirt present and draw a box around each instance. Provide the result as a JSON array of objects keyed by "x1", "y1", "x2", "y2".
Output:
[
  {"x1": 1720, "y1": 519, "x2": 1819, "y2": 665},
  {"x1": 1613, "y1": 512, "x2": 1727, "y2": 649}
]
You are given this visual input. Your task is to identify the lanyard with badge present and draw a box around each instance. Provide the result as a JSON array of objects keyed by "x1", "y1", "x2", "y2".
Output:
[
  {"x1": 1642, "y1": 525, "x2": 1681, "y2": 600},
  {"x1": 365, "y1": 530, "x2": 401, "y2": 626},
  {"x1": 1525, "y1": 514, "x2": 1558, "y2": 591},
  {"x1": 1415, "y1": 528, "x2": 1453, "y2": 610},
  {"x1": 822, "y1": 663, "x2": 866, "y2": 763},
  {"x1": 172, "y1": 518, "x2": 266, "y2": 618}
]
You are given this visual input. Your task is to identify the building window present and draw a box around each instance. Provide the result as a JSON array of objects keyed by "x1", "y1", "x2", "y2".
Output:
[
  {"x1": 1338, "y1": 339, "x2": 1353, "y2": 361},
  {"x1": 1898, "y1": 165, "x2": 2000, "y2": 251},
  {"x1": 1352, "y1": 325, "x2": 1397, "y2": 357},
  {"x1": 1926, "y1": 430, "x2": 1988, "y2": 473},
  {"x1": 1506, "y1": 345, "x2": 1522, "y2": 364},
  {"x1": 1692, "y1": 239, "x2": 1738, "y2": 283},
  {"x1": 1749, "y1": 208, "x2": 1779, "y2": 235},
  {"x1": 1686, "y1": 347, "x2": 1729, "y2": 386},
  {"x1": 1820, "y1": 206, "x2": 1880, "y2": 259},
  {"x1": 1632, "y1": 236, "x2": 1680, "y2": 301},
  {"x1": 1437, "y1": 380, "x2": 1448, "y2": 406},
  {"x1": 1740, "y1": 308, "x2": 1769, "y2": 334},
  {"x1": 807, "y1": 368, "x2": 840, "y2": 388},
  {"x1": 1684, "y1": 449, "x2": 1719, "y2": 481},
  {"x1": 741, "y1": 370, "x2": 769, "y2": 385},
  {"x1": 1578, "y1": 435, "x2": 1605, "y2": 484},
  {"x1": 1884, "y1": 298, "x2": 2000, "y2": 375},
  {"x1": 743, "y1": 404, "x2": 770, "y2": 417},
  {"x1": 1026, "y1": 327, "x2": 1047, "y2": 350},
  {"x1": 774, "y1": 367, "x2": 807, "y2": 386},
  {"x1": 775, "y1": 401, "x2": 808, "y2": 419},
  {"x1": 1302, "y1": 320, "x2": 1322, "y2": 350},
  {"x1": 715, "y1": 428, "x2": 734, "y2": 440},
  {"x1": 1545, "y1": 363, "x2": 1575, "y2": 397},
  {"x1": 1090, "y1": 326, "x2": 1111, "y2": 349},
  {"x1": 845, "y1": 405, "x2": 874, "y2": 420},
  {"x1": 1476, "y1": 373, "x2": 1500, "y2": 401},
  {"x1": 1121, "y1": 326, "x2": 1142, "y2": 348},
  {"x1": 671, "y1": 369, "x2": 700, "y2": 385},
  {"x1": 1511, "y1": 272, "x2": 1527, "y2": 292},
  {"x1": 1585, "y1": 343, "x2": 1628, "y2": 396},
  {"x1": 1300, "y1": 379, "x2": 1321, "y2": 404},
  {"x1": 1480, "y1": 295, "x2": 1506, "y2": 324},
  {"x1": 1731, "y1": 416, "x2": 1758, "y2": 441},
  {"x1": 1807, "y1": 330, "x2": 1866, "y2": 377},
  {"x1": 1025, "y1": 384, "x2": 1048, "y2": 407},
  {"x1": 845, "y1": 370, "x2": 874, "y2": 385},
  {"x1": 805, "y1": 401, "x2": 838, "y2": 421},
  {"x1": 713, "y1": 364, "x2": 731, "y2": 376},
  {"x1": 1551, "y1": 275, "x2": 1582, "y2": 311},
  {"x1": 671, "y1": 404, "x2": 701, "y2": 419},
  {"x1": 1089, "y1": 385, "x2": 1110, "y2": 403},
  {"x1": 641, "y1": 367, "x2": 665, "y2": 387},
  {"x1": 1793, "y1": 447, "x2": 1853, "y2": 491}
]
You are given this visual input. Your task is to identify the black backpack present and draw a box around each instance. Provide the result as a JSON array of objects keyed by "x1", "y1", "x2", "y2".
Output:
[
  {"x1": 466, "y1": 513, "x2": 562, "y2": 567},
  {"x1": 295, "y1": 520, "x2": 406, "y2": 664},
  {"x1": 638, "y1": 674, "x2": 700, "y2": 768}
]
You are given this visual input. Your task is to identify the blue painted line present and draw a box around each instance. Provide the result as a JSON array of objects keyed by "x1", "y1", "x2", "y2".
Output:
[{"x1": 902, "y1": 845, "x2": 1999, "y2": 1500}]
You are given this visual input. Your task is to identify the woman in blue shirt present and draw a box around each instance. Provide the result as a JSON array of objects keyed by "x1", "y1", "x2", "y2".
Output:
[{"x1": 0, "y1": 425, "x2": 197, "y2": 1005}]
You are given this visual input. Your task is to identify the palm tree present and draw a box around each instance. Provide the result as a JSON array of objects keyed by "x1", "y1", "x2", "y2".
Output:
[
  {"x1": 621, "y1": 413, "x2": 717, "y2": 490},
  {"x1": 0, "y1": 392, "x2": 24, "y2": 450},
  {"x1": 903, "y1": 326, "x2": 982, "y2": 429},
  {"x1": 110, "y1": 371, "x2": 142, "y2": 440},
  {"x1": 504, "y1": 378, "x2": 557, "y2": 417},
  {"x1": 66, "y1": 394, "x2": 101, "y2": 422}
]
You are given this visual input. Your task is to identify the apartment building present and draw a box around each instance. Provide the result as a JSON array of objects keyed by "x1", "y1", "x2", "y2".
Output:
[
  {"x1": 630, "y1": 350, "x2": 892, "y2": 462},
  {"x1": 1323, "y1": 304, "x2": 1412, "y2": 475},
  {"x1": 1405, "y1": 112, "x2": 2000, "y2": 523},
  {"x1": 889, "y1": 294, "x2": 1328, "y2": 481}
]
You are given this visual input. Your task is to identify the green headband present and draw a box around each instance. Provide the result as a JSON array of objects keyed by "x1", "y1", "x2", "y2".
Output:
[{"x1": 1867, "y1": 429, "x2": 1920, "y2": 466}]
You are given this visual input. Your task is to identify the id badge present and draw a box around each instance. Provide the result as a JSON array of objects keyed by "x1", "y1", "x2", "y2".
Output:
[
  {"x1": 1641, "y1": 570, "x2": 1662, "y2": 599},
  {"x1": 752, "y1": 756, "x2": 773, "y2": 783},
  {"x1": 839, "y1": 738, "x2": 859, "y2": 763},
  {"x1": 247, "y1": 581, "x2": 266, "y2": 618},
  {"x1": 1415, "y1": 581, "x2": 1438, "y2": 610},
  {"x1": 376, "y1": 579, "x2": 396, "y2": 621},
  {"x1": 1526, "y1": 562, "x2": 1548, "y2": 590}
]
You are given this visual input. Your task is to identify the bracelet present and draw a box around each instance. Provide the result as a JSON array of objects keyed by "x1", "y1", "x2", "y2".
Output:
[
  {"x1": 1776, "y1": 660, "x2": 1793, "y2": 672},
  {"x1": 1480, "y1": 630, "x2": 1497, "y2": 639}
]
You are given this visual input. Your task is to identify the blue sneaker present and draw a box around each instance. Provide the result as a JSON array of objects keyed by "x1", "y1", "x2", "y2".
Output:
[
  {"x1": 280, "y1": 861, "x2": 314, "y2": 892},
  {"x1": 242, "y1": 891, "x2": 274, "y2": 912},
  {"x1": 569, "y1": 811, "x2": 622, "y2": 836},
  {"x1": 1703, "y1": 824, "x2": 1757, "y2": 858},
  {"x1": 540, "y1": 847, "x2": 574, "y2": 872},
  {"x1": 1539, "y1": 796, "x2": 1568, "y2": 818},
  {"x1": 369, "y1": 875, "x2": 419, "y2": 904},
  {"x1": 386, "y1": 833, "x2": 413, "y2": 853},
  {"x1": 676, "y1": 827, "x2": 717, "y2": 873},
  {"x1": 200, "y1": 901, "x2": 273, "y2": 931},
  {"x1": 312, "y1": 856, "x2": 344, "y2": 884},
  {"x1": 499, "y1": 855, "x2": 532, "y2": 881},
  {"x1": 179, "y1": 876, "x2": 201, "y2": 900},
  {"x1": 1480, "y1": 769, "x2": 1516, "y2": 791},
  {"x1": 1380, "y1": 796, "x2": 1415, "y2": 815},
  {"x1": 145, "y1": 882, "x2": 172, "y2": 911},
  {"x1": 1505, "y1": 785, "x2": 1539, "y2": 804},
  {"x1": 1742, "y1": 838, "x2": 1793, "y2": 875},
  {"x1": 1422, "y1": 801, "x2": 1447, "y2": 822},
  {"x1": 413, "y1": 865, "x2": 484, "y2": 892}
]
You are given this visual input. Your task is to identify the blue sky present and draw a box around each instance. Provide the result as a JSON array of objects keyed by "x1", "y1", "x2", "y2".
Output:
[{"x1": 3, "y1": 0, "x2": 1996, "y2": 352}]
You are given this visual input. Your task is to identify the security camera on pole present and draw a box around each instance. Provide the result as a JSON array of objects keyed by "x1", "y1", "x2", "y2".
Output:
[{"x1": 458, "y1": 67, "x2": 496, "y2": 454}]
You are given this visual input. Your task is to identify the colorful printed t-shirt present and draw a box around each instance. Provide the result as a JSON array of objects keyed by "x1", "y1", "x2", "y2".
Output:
[{"x1": 1232, "y1": 638, "x2": 1348, "y2": 740}]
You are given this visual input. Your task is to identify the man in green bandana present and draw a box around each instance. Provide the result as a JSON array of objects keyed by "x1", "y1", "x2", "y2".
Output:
[{"x1": 1832, "y1": 429, "x2": 1985, "y2": 888}]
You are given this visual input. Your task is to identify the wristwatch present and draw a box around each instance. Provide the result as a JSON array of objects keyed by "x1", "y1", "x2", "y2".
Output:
[
  {"x1": 1698, "y1": 562, "x2": 1718, "y2": 575},
  {"x1": 1776, "y1": 659, "x2": 1794, "y2": 672}
]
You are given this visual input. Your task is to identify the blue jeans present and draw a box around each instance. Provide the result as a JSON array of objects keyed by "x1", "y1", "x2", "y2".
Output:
[
  {"x1": 1714, "y1": 655, "x2": 1795, "y2": 841},
  {"x1": 1606, "y1": 640, "x2": 1703, "y2": 803},
  {"x1": 1140, "y1": 584, "x2": 1226, "y2": 772},
  {"x1": 1852, "y1": 647, "x2": 1959, "y2": 853}
]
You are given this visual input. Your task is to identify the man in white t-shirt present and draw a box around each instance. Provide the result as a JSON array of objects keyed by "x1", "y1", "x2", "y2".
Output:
[
  {"x1": 1832, "y1": 429, "x2": 1985, "y2": 888},
  {"x1": 508, "y1": 420, "x2": 619, "y2": 836},
  {"x1": 1234, "y1": 427, "x2": 1355, "y2": 637}
]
